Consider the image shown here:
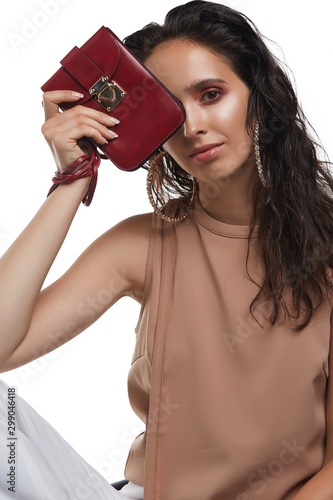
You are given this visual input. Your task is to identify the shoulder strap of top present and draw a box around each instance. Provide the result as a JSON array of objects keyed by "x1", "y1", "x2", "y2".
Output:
[
  {"x1": 143, "y1": 215, "x2": 176, "y2": 500},
  {"x1": 134, "y1": 212, "x2": 159, "y2": 335}
]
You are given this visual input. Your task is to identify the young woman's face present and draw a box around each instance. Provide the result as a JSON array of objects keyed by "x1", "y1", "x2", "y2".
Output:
[{"x1": 144, "y1": 40, "x2": 256, "y2": 185}]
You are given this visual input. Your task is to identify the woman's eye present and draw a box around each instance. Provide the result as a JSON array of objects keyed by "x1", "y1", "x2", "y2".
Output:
[{"x1": 202, "y1": 90, "x2": 221, "y2": 102}]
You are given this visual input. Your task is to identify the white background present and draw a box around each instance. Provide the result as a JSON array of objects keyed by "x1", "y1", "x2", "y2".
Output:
[{"x1": 1, "y1": 0, "x2": 332, "y2": 484}]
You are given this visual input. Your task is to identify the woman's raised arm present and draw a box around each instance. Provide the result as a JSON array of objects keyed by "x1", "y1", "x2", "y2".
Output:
[{"x1": 0, "y1": 90, "x2": 151, "y2": 372}]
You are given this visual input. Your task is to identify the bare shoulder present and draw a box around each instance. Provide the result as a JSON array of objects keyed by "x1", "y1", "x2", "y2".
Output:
[
  {"x1": 84, "y1": 212, "x2": 153, "y2": 303},
  {"x1": 111, "y1": 211, "x2": 153, "y2": 236},
  {"x1": 105, "y1": 211, "x2": 153, "y2": 253}
]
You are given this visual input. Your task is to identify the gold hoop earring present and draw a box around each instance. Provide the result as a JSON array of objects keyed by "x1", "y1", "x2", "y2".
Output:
[
  {"x1": 254, "y1": 120, "x2": 267, "y2": 188},
  {"x1": 146, "y1": 151, "x2": 198, "y2": 222}
]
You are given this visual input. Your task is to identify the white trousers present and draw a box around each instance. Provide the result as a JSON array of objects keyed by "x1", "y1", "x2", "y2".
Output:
[{"x1": 0, "y1": 379, "x2": 143, "y2": 500}]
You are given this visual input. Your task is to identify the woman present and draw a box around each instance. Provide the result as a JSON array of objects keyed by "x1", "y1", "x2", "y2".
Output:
[{"x1": 0, "y1": 1, "x2": 332, "y2": 499}]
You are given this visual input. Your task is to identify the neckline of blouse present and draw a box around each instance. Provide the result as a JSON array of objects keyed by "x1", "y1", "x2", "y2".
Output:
[{"x1": 192, "y1": 198, "x2": 259, "y2": 239}]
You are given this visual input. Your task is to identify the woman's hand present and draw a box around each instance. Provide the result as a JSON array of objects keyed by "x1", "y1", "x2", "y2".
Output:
[{"x1": 41, "y1": 90, "x2": 119, "y2": 172}]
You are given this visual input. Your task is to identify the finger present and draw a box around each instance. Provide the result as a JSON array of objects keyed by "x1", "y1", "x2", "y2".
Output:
[
  {"x1": 42, "y1": 90, "x2": 84, "y2": 121},
  {"x1": 52, "y1": 124, "x2": 118, "y2": 150},
  {"x1": 42, "y1": 104, "x2": 120, "y2": 137},
  {"x1": 58, "y1": 104, "x2": 120, "y2": 127},
  {"x1": 44, "y1": 114, "x2": 119, "y2": 141}
]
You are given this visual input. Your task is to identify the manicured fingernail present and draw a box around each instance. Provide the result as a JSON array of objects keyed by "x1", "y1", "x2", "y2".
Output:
[
  {"x1": 73, "y1": 92, "x2": 84, "y2": 98},
  {"x1": 113, "y1": 133, "x2": 118, "y2": 139},
  {"x1": 107, "y1": 117, "x2": 120, "y2": 125}
]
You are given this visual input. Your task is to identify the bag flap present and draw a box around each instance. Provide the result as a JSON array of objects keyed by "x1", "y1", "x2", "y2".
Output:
[{"x1": 60, "y1": 26, "x2": 121, "y2": 93}]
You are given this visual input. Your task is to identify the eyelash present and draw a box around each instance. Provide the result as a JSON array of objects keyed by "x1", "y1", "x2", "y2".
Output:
[{"x1": 201, "y1": 89, "x2": 223, "y2": 103}]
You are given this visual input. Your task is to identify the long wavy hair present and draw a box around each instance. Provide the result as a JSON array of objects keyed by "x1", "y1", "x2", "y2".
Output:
[{"x1": 123, "y1": 0, "x2": 333, "y2": 330}]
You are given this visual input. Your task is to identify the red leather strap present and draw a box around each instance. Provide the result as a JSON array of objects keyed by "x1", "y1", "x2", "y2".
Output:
[
  {"x1": 47, "y1": 147, "x2": 101, "y2": 206},
  {"x1": 61, "y1": 46, "x2": 105, "y2": 92}
]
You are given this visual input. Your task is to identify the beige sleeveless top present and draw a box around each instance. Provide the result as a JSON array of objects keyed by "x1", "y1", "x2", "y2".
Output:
[{"x1": 124, "y1": 199, "x2": 332, "y2": 500}]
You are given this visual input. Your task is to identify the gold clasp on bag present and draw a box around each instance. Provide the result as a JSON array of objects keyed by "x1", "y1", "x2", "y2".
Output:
[{"x1": 89, "y1": 76, "x2": 126, "y2": 112}]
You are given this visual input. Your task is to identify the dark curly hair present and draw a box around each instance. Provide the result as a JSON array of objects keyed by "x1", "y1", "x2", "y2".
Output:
[{"x1": 123, "y1": 0, "x2": 333, "y2": 330}]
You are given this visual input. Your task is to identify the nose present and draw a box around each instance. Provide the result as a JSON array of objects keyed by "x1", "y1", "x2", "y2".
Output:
[{"x1": 183, "y1": 103, "x2": 208, "y2": 139}]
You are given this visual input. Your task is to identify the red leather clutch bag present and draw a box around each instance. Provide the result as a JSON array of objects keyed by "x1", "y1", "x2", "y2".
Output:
[{"x1": 41, "y1": 26, "x2": 185, "y2": 171}]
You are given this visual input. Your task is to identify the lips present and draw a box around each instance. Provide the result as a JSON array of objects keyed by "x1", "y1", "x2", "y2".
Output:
[
  {"x1": 189, "y1": 143, "x2": 224, "y2": 158},
  {"x1": 188, "y1": 142, "x2": 225, "y2": 162}
]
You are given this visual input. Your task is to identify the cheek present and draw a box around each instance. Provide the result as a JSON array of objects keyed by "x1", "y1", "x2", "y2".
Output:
[
  {"x1": 162, "y1": 132, "x2": 183, "y2": 158},
  {"x1": 216, "y1": 95, "x2": 252, "y2": 152},
  {"x1": 162, "y1": 134, "x2": 195, "y2": 177},
  {"x1": 215, "y1": 93, "x2": 248, "y2": 128}
]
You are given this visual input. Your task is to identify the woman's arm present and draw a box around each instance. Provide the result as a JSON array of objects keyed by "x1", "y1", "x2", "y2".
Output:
[
  {"x1": 0, "y1": 209, "x2": 151, "y2": 372},
  {"x1": 291, "y1": 461, "x2": 333, "y2": 499},
  {"x1": 0, "y1": 90, "x2": 150, "y2": 372}
]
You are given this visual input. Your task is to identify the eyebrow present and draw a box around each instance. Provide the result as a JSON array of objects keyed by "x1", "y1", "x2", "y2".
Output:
[{"x1": 186, "y1": 78, "x2": 227, "y2": 92}]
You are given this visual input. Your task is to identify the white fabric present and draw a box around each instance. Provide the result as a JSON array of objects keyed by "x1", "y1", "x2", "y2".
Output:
[
  {"x1": 120, "y1": 482, "x2": 144, "y2": 499},
  {"x1": 0, "y1": 379, "x2": 139, "y2": 500}
]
